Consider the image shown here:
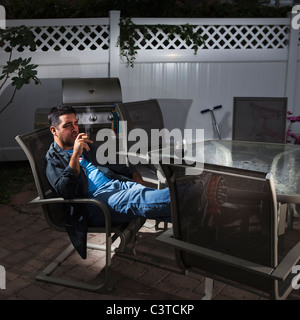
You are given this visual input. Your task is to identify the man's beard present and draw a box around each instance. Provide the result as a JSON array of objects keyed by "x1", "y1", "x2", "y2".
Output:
[{"x1": 62, "y1": 136, "x2": 75, "y2": 148}]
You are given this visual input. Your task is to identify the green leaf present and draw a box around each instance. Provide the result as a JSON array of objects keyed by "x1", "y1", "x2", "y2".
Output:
[
  {"x1": 11, "y1": 77, "x2": 24, "y2": 90},
  {"x1": 118, "y1": 18, "x2": 206, "y2": 67},
  {"x1": 0, "y1": 25, "x2": 40, "y2": 112}
]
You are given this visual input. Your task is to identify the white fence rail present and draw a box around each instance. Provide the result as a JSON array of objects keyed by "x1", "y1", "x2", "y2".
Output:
[{"x1": 0, "y1": 10, "x2": 299, "y2": 160}]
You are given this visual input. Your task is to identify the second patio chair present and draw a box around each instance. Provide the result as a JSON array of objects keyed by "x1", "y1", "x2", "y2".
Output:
[{"x1": 157, "y1": 162, "x2": 300, "y2": 300}]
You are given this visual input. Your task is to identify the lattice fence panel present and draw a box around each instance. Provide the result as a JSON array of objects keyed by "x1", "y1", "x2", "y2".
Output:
[
  {"x1": 0, "y1": 23, "x2": 293, "y2": 53},
  {"x1": 1, "y1": 25, "x2": 110, "y2": 52},
  {"x1": 134, "y1": 24, "x2": 290, "y2": 50}
]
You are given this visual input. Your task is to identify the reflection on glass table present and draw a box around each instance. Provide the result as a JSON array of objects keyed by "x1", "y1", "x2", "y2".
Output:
[{"x1": 149, "y1": 140, "x2": 300, "y2": 204}]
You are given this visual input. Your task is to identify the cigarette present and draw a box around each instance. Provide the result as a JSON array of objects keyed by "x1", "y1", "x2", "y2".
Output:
[{"x1": 82, "y1": 135, "x2": 88, "y2": 139}]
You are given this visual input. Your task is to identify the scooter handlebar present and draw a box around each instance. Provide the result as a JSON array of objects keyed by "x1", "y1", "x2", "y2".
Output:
[{"x1": 201, "y1": 105, "x2": 222, "y2": 114}]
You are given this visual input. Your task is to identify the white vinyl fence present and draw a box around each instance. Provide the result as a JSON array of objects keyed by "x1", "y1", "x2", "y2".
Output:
[{"x1": 0, "y1": 10, "x2": 299, "y2": 160}]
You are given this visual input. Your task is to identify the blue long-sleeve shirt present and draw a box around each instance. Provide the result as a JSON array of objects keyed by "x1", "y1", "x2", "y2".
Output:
[{"x1": 44, "y1": 141, "x2": 137, "y2": 199}]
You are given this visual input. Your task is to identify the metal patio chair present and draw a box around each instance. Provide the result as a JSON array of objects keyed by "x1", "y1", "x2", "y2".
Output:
[
  {"x1": 116, "y1": 99, "x2": 167, "y2": 189},
  {"x1": 117, "y1": 99, "x2": 168, "y2": 230},
  {"x1": 15, "y1": 127, "x2": 146, "y2": 292},
  {"x1": 157, "y1": 162, "x2": 300, "y2": 300}
]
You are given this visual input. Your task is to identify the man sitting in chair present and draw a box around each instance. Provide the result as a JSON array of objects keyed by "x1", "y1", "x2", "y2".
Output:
[{"x1": 43, "y1": 106, "x2": 171, "y2": 256}]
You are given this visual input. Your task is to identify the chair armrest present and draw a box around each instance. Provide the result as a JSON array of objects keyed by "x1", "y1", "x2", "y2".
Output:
[
  {"x1": 29, "y1": 196, "x2": 112, "y2": 232},
  {"x1": 30, "y1": 196, "x2": 109, "y2": 214},
  {"x1": 156, "y1": 228, "x2": 274, "y2": 277},
  {"x1": 270, "y1": 242, "x2": 300, "y2": 281}
]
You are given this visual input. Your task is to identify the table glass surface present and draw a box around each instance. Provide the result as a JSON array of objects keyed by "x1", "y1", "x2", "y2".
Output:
[{"x1": 149, "y1": 140, "x2": 300, "y2": 203}]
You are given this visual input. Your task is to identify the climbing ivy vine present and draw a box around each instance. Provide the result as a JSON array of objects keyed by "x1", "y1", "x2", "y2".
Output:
[{"x1": 118, "y1": 17, "x2": 206, "y2": 67}]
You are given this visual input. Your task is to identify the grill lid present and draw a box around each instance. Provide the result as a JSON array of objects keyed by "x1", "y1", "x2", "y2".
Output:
[{"x1": 62, "y1": 78, "x2": 122, "y2": 105}]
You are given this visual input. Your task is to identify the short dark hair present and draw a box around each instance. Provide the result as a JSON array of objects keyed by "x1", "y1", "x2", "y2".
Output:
[{"x1": 48, "y1": 105, "x2": 76, "y2": 127}]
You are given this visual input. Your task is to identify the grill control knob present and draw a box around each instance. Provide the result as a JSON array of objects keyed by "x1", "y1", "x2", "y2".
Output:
[
  {"x1": 107, "y1": 114, "x2": 113, "y2": 121},
  {"x1": 89, "y1": 114, "x2": 97, "y2": 122}
]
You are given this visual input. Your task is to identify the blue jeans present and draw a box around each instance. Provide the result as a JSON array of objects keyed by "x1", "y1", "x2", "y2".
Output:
[{"x1": 87, "y1": 180, "x2": 171, "y2": 227}]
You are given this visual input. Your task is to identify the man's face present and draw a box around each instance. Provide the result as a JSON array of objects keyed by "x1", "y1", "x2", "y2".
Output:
[{"x1": 51, "y1": 113, "x2": 79, "y2": 150}]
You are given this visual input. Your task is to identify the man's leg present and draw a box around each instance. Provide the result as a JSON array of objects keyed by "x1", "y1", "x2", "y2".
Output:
[{"x1": 87, "y1": 180, "x2": 171, "y2": 227}]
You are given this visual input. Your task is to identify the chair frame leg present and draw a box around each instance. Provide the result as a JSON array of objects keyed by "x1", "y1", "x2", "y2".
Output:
[
  {"x1": 35, "y1": 241, "x2": 113, "y2": 293},
  {"x1": 202, "y1": 278, "x2": 214, "y2": 300}
]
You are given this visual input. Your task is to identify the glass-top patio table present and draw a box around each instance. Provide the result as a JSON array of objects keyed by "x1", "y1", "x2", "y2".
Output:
[{"x1": 149, "y1": 139, "x2": 300, "y2": 205}]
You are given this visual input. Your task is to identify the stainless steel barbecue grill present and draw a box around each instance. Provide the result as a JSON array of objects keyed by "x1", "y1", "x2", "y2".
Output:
[{"x1": 35, "y1": 78, "x2": 122, "y2": 144}]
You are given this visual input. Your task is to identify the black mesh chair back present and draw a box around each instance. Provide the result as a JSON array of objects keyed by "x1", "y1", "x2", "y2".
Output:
[
  {"x1": 117, "y1": 99, "x2": 164, "y2": 152},
  {"x1": 117, "y1": 99, "x2": 166, "y2": 187},
  {"x1": 232, "y1": 97, "x2": 287, "y2": 143},
  {"x1": 16, "y1": 127, "x2": 65, "y2": 229}
]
